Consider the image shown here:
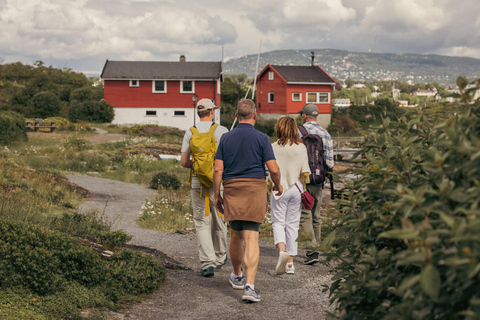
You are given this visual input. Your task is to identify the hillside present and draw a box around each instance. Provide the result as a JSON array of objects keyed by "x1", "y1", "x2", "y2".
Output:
[{"x1": 223, "y1": 49, "x2": 480, "y2": 85}]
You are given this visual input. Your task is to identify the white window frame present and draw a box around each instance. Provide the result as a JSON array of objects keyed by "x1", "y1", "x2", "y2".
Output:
[
  {"x1": 306, "y1": 92, "x2": 330, "y2": 104},
  {"x1": 268, "y1": 71, "x2": 274, "y2": 80},
  {"x1": 180, "y1": 80, "x2": 195, "y2": 93},
  {"x1": 292, "y1": 92, "x2": 302, "y2": 102},
  {"x1": 152, "y1": 80, "x2": 167, "y2": 93},
  {"x1": 129, "y1": 80, "x2": 139, "y2": 87},
  {"x1": 174, "y1": 110, "x2": 186, "y2": 116},
  {"x1": 268, "y1": 92, "x2": 275, "y2": 103},
  {"x1": 145, "y1": 110, "x2": 157, "y2": 116}
]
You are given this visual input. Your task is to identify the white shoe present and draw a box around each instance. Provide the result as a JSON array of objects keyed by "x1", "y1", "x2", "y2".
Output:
[
  {"x1": 286, "y1": 263, "x2": 295, "y2": 274},
  {"x1": 275, "y1": 251, "x2": 289, "y2": 275}
]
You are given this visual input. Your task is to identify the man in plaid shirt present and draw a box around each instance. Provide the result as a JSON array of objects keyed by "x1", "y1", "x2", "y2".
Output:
[{"x1": 297, "y1": 103, "x2": 334, "y2": 265}]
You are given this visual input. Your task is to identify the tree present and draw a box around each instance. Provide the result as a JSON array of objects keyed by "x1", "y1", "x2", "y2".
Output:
[
  {"x1": 32, "y1": 91, "x2": 60, "y2": 118},
  {"x1": 68, "y1": 100, "x2": 114, "y2": 123}
]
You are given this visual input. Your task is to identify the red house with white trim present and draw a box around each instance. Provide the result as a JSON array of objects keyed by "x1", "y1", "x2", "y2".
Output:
[
  {"x1": 255, "y1": 64, "x2": 336, "y2": 127},
  {"x1": 100, "y1": 56, "x2": 222, "y2": 131}
]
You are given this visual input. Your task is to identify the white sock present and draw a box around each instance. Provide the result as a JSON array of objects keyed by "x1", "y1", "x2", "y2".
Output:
[
  {"x1": 246, "y1": 283, "x2": 254, "y2": 290},
  {"x1": 232, "y1": 271, "x2": 243, "y2": 279}
]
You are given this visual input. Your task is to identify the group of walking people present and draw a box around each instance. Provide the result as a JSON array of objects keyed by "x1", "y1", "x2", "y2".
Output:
[{"x1": 180, "y1": 98, "x2": 334, "y2": 303}]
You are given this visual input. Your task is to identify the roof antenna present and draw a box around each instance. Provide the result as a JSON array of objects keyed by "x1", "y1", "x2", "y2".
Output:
[{"x1": 311, "y1": 51, "x2": 315, "y2": 66}]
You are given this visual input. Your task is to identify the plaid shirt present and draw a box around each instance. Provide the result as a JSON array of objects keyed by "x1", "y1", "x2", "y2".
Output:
[{"x1": 298, "y1": 121, "x2": 334, "y2": 169}]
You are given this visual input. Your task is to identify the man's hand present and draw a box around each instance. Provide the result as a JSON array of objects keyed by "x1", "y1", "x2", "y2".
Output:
[
  {"x1": 214, "y1": 196, "x2": 224, "y2": 214},
  {"x1": 272, "y1": 184, "x2": 283, "y2": 197}
]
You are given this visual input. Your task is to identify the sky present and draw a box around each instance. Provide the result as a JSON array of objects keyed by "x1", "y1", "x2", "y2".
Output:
[{"x1": 1, "y1": 0, "x2": 480, "y2": 75}]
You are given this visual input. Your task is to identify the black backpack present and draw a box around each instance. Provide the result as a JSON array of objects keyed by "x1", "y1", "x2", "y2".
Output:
[{"x1": 298, "y1": 125, "x2": 326, "y2": 185}]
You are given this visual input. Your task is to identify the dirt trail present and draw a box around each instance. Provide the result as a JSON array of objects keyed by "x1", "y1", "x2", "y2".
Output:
[{"x1": 68, "y1": 164, "x2": 334, "y2": 320}]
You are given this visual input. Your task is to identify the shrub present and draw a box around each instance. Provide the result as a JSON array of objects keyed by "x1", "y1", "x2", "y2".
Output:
[
  {"x1": 322, "y1": 78, "x2": 480, "y2": 319},
  {"x1": 32, "y1": 91, "x2": 61, "y2": 118},
  {"x1": 150, "y1": 172, "x2": 181, "y2": 190},
  {"x1": 333, "y1": 114, "x2": 360, "y2": 135},
  {"x1": 255, "y1": 118, "x2": 277, "y2": 137},
  {"x1": 52, "y1": 210, "x2": 132, "y2": 250},
  {"x1": 69, "y1": 100, "x2": 114, "y2": 123},
  {"x1": 63, "y1": 136, "x2": 92, "y2": 151},
  {"x1": 0, "y1": 219, "x2": 166, "y2": 317},
  {"x1": 0, "y1": 110, "x2": 28, "y2": 145}
]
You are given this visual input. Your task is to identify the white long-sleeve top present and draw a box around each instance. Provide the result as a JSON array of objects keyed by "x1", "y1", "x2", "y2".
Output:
[{"x1": 270, "y1": 141, "x2": 311, "y2": 200}]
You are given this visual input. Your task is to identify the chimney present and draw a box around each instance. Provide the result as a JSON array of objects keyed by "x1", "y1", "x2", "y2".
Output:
[
  {"x1": 311, "y1": 51, "x2": 315, "y2": 66},
  {"x1": 180, "y1": 55, "x2": 186, "y2": 62}
]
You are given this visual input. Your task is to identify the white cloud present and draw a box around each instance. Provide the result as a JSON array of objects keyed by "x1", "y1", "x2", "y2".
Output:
[
  {"x1": 362, "y1": 0, "x2": 449, "y2": 33},
  {"x1": 1, "y1": 0, "x2": 480, "y2": 73}
]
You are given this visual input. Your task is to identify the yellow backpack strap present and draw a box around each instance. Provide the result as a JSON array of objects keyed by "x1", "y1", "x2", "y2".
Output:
[
  {"x1": 189, "y1": 126, "x2": 199, "y2": 188},
  {"x1": 208, "y1": 123, "x2": 218, "y2": 135},
  {"x1": 204, "y1": 187, "x2": 209, "y2": 216}
]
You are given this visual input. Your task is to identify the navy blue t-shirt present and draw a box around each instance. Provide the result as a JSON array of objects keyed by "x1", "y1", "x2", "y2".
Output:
[{"x1": 215, "y1": 123, "x2": 275, "y2": 180}]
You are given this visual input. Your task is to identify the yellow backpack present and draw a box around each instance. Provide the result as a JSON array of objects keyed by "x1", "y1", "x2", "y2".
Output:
[{"x1": 189, "y1": 123, "x2": 219, "y2": 216}]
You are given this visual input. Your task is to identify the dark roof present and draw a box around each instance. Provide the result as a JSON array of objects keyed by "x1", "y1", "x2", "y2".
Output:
[
  {"x1": 269, "y1": 65, "x2": 336, "y2": 84},
  {"x1": 101, "y1": 60, "x2": 222, "y2": 80}
]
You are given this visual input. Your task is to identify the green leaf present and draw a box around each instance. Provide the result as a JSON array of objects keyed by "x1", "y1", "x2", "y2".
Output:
[
  {"x1": 378, "y1": 229, "x2": 419, "y2": 240},
  {"x1": 420, "y1": 265, "x2": 440, "y2": 301},
  {"x1": 398, "y1": 275, "x2": 420, "y2": 295}
]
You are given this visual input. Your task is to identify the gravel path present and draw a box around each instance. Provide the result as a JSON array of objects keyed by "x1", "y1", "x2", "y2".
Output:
[{"x1": 66, "y1": 174, "x2": 335, "y2": 320}]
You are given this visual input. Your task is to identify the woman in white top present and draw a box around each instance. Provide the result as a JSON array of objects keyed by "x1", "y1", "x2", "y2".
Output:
[{"x1": 269, "y1": 117, "x2": 310, "y2": 275}]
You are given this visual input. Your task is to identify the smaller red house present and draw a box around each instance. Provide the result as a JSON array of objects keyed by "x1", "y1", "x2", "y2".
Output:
[
  {"x1": 255, "y1": 64, "x2": 336, "y2": 127},
  {"x1": 100, "y1": 56, "x2": 222, "y2": 131}
]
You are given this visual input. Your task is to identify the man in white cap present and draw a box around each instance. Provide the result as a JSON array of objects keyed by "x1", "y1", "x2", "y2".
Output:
[
  {"x1": 298, "y1": 103, "x2": 334, "y2": 265},
  {"x1": 181, "y1": 98, "x2": 229, "y2": 277}
]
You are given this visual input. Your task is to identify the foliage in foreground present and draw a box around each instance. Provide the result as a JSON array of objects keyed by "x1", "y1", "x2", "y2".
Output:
[
  {"x1": 0, "y1": 110, "x2": 27, "y2": 146},
  {"x1": 0, "y1": 220, "x2": 166, "y2": 319},
  {"x1": 322, "y1": 78, "x2": 480, "y2": 319}
]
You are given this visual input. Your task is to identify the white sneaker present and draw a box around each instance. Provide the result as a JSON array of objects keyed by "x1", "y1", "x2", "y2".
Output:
[
  {"x1": 286, "y1": 263, "x2": 295, "y2": 274},
  {"x1": 275, "y1": 251, "x2": 289, "y2": 275}
]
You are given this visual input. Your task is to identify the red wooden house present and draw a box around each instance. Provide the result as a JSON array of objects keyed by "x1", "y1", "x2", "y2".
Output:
[
  {"x1": 100, "y1": 56, "x2": 222, "y2": 131},
  {"x1": 255, "y1": 64, "x2": 336, "y2": 127}
]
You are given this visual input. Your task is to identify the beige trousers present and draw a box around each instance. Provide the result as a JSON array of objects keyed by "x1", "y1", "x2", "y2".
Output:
[
  {"x1": 300, "y1": 184, "x2": 324, "y2": 254},
  {"x1": 191, "y1": 182, "x2": 227, "y2": 269}
]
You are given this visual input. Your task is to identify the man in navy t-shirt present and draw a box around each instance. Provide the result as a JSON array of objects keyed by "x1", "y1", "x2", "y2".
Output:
[{"x1": 214, "y1": 99, "x2": 282, "y2": 303}]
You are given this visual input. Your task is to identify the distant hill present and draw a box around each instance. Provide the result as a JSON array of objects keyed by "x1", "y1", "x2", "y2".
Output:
[{"x1": 223, "y1": 49, "x2": 480, "y2": 85}]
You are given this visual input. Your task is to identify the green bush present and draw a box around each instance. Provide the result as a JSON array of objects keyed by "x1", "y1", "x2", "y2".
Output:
[
  {"x1": 52, "y1": 211, "x2": 132, "y2": 250},
  {"x1": 322, "y1": 78, "x2": 480, "y2": 319},
  {"x1": 0, "y1": 110, "x2": 28, "y2": 145},
  {"x1": 150, "y1": 172, "x2": 181, "y2": 190},
  {"x1": 63, "y1": 136, "x2": 93, "y2": 151},
  {"x1": 69, "y1": 100, "x2": 114, "y2": 123},
  {"x1": 32, "y1": 91, "x2": 61, "y2": 118},
  {"x1": 0, "y1": 220, "x2": 105, "y2": 295},
  {"x1": 0, "y1": 219, "x2": 166, "y2": 318},
  {"x1": 255, "y1": 118, "x2": 277, "y2": 137}
]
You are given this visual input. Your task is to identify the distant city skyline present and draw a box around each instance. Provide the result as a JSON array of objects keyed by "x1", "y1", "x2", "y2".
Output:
[{"x1": 1, "y1": 0, "x2": 479, "y2": 75}]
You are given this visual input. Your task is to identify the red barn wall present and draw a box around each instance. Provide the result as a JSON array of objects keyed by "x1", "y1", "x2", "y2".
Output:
[
  {"x1": 104, "y1": 80, "x2": 219, "y2": 109},
  {"x1": 256, "y1": 68, "x2": 287, "y2": 114},
  {"x1": 285, "y1": 84, "x2": 333, "y2": 114}
]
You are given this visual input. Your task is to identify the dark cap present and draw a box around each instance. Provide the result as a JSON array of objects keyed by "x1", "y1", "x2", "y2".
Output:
[{"x1": 299, "y1": 103, "x2": 319, "y2": 116}]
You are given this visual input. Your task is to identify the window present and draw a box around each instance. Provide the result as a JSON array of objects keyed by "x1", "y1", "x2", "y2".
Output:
[
  {"x1": 268, "y1": 92, "x2": 275, "y2": 103},
  {"x1": 129, "y1": 80, "x2": 139, "y2": 87},
  {"x1": 152, "y1": 80, "x2": 166, "y2": 93},
  {"x1": 268, "y1": 71, "x2": 274, "y2": 80},
  {"x1": 292, "y1": 93, "x2": 302, "y2": 101},
  {"x1": 181, "y1": 81, "x2": 194, "y2": 93},
  {"x1": 146, "y1": 110, "x2": 157, "y2": 116},
  {"x1": 306, "y1": 92, "x2": 330, "y2": 104},
  {"x1": 174, "y1": 110, "x2": 185, "y2": 116}
]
